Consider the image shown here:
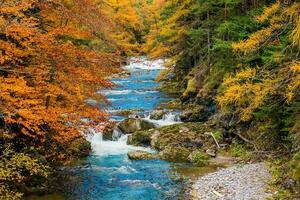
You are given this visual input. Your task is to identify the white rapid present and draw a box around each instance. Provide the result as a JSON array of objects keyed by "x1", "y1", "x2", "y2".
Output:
[
  {"x1": 87, "y1": 128, "x2": 153, "y2": 157},
  {"x1": 87, "y1": 112, "x2": 181, "y2": 157},
  {"x1": 88, "y1": 57, "x2": 181, "y2": 157},
  {"x1": 143, "y1": 112, "x2": 181, "y2": 127}
]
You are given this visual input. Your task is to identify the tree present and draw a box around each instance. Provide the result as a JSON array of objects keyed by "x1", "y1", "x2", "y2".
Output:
[{"x1": 0, "y1": 0, "x2": 121, "y2": 197}]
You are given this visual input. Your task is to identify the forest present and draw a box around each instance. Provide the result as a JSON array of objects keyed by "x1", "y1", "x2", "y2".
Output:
[{"x1": 0, "y1": 0, "x2": 299, "y2": 199}]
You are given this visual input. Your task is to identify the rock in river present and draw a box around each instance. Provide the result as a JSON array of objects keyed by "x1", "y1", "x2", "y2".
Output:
[
  {"x1": 149, "y1": 110, "x2": 167, "y2": 120},
  {"x1": 117, "y1": 118, "x2": 156, "y2": 134}
]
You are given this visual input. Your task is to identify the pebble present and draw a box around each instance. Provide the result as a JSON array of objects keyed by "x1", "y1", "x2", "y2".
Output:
[{"x1": 191, "y1": 163, "x2": 272, "y2": 200}]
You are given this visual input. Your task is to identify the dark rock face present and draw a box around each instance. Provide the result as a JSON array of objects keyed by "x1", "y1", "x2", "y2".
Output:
[{"x1": 117, "y1": 118, "x2": 156, "y2": 134}]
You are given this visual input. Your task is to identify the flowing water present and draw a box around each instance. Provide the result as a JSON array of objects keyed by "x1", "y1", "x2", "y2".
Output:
[{"x1": 58, "y1": 58, "x2": 191, "y2": 200}]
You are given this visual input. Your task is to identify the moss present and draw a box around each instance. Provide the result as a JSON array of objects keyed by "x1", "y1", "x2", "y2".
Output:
[
  {"x1": 156, "y1": 68, "x2": 171, "y2": 82},
  {"x1": 189, "y1": 151, "x2": 210, "y2": 166},
  {"x1": 157, "y1": 99, "x2": 183, "y2": 110},
  {"x1": 268, "y1": 151, "x2": 300, "y2": 200},
  {"x1": 127, "y1": 129, "x2": 154, "y2": 146},
  {"x1": 183, "y1": 78, "x2": 197, "y2": 97},
  {"x1": 157, "y1": 81, "x2": 183, "y2": 97}
]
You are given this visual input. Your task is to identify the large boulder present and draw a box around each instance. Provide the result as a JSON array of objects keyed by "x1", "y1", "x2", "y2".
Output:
[
  {"x1": 127, "y1": 151, "x2": 158, "y2": 160},
  {"x1": 117, "y1": 118, "x2": 156, "y2": 134}
]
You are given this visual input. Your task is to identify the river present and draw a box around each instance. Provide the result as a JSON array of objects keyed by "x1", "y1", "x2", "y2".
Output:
[
  {"x1": 27, "y1": 58, "x2": 207, "y2": 200},
  {"x1": 62, "y1": 58, "x2": 188, "y2": 200}
]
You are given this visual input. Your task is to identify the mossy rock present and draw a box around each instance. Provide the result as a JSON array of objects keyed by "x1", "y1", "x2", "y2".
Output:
[
  {"x1": 158, "y1": 146, "x2": 192, "y2": 162},
  {"x1": 127, "y1": 151, "x2": 158, "y2": 160},
  {"x1": 127, "y1": 129, "x2": 154, "y2": 146},
  {"x1": 179, "y1": 104, "x2": 205, "y2": 122},
  {"x1": 182, "y1": 78, "x2": 197, "y2": 98},
  {"x1": 115, "y1": 109, "x2": 142, "y2": 117},
  {"x1": 157, "y1": 81, "x2": 183, "y2": 97},
  {"x1": 127, "y1": 123, "x2": 216, "y2": 163},
  {"x1": 149, "y1": 110, "x2": 167, "y2": 120},
  {"x1": 117, "y1": 118, "x2": 156, "y2": 134},
  {"x1": 69, "y1": 137, "x2": 91, "y2": 157},
  {"x1": 102, "y1": 125, "x2": 114, "y2": 140}
]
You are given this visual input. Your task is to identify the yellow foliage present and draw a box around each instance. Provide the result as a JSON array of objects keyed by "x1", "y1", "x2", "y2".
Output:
[
  {"x1": 217, "y1": 69, "x2": 275, "y2": 121},
  {"x1": 256, "y1": 1, "x2": 280, "y2": 23},
  {"x1": 183, "y1": 78, "x2": 197, "y2": 97},
  {"x1": 232, "y1": 26, "x2": 279, "y2": 53},
  {"x1": 286, "y1": 61, "x2": 300, "y2": 102},
  {"x1": 0, "y1": 146, "x2": 49, "y2": 199},
  {"x1": 234, "y1": 2, "x2": 300, "y2": 52}
]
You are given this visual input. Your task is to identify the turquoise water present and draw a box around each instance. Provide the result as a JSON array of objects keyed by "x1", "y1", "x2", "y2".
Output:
[{"x1": 64, "y1": 59, "x2": 187, "y2": 200}]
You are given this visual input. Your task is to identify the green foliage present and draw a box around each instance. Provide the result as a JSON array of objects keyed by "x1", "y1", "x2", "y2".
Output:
[
  {"x1": 190, "y1": 151, "x2": 210, "y2": 166},
  {"x1": 230, "y1": 142, "x2": 248, "y2": 158},
  {"x1": 268, "y1": 152, "x2": 300, "y2": 200}
]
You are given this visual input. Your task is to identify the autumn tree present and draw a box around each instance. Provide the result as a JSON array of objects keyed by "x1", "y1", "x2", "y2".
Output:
[{"x1": 0, "y1": 0, "x2": 121, "y2": 198}]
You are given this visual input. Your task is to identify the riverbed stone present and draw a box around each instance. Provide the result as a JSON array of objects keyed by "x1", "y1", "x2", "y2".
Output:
[
  {"x1": 117, "y1": 118, "x2": 156, "y2": 134},
  {"x1": 149, "y1": 110, "x2": 166, "y2": 120},
  {"x1": 102, "y1": 125, "x2": 114, "y2": 140},
  {"x1": 127, "y1": 129, "x2": 154, "y2": 146},
  {"x1": 127, "y1": 151, "x2": 158, "y2": 160}
]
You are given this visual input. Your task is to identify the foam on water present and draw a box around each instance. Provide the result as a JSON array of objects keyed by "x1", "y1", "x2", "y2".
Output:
[
  {"x1": 87, "y1": 128, "x2": 153, "y2": 157},
  {"x1": 143, "y1": 112, "x2": 181, "y2": 127},
  {"x1": 123, "y1": 57, "x2": 165, "y2": 70}
]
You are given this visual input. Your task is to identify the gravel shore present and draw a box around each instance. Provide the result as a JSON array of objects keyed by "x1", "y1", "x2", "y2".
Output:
[{"x1": 191, "y1": 163, "x2": 272, "y2": 200}]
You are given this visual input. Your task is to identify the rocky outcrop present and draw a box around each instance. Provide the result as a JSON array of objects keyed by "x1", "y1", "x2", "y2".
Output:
[
  {"x1": 127, "y1": 123, "x2": 218, "y2": 162},
  {"x1": 127, "y1": 151, "x2": 158, "y2": 160},
  {"x1": 117, "y1": 118, "x2": 156, "y2": 134}
]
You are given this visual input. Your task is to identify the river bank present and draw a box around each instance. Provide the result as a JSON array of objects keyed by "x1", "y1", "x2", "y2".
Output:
[{"x1": 190, "y1": 163, "x2": 272, "y2": 200}]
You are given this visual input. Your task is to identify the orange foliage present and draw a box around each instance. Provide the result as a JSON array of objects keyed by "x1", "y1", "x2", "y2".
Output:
[{"x1": 0, "y1": 0, "x2": 120, "y2": 160}]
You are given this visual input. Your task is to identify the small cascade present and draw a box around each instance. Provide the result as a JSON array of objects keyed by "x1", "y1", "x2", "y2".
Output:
[
  {"x1": 112, "y1": 128, "x2": 123, "y2": 141},
  {"x1": 87, "y1": 128, "x2": 152, "y2": 157},
  {"x1": 143, "y1": 112, "x2": 181, "y2": 127}
]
